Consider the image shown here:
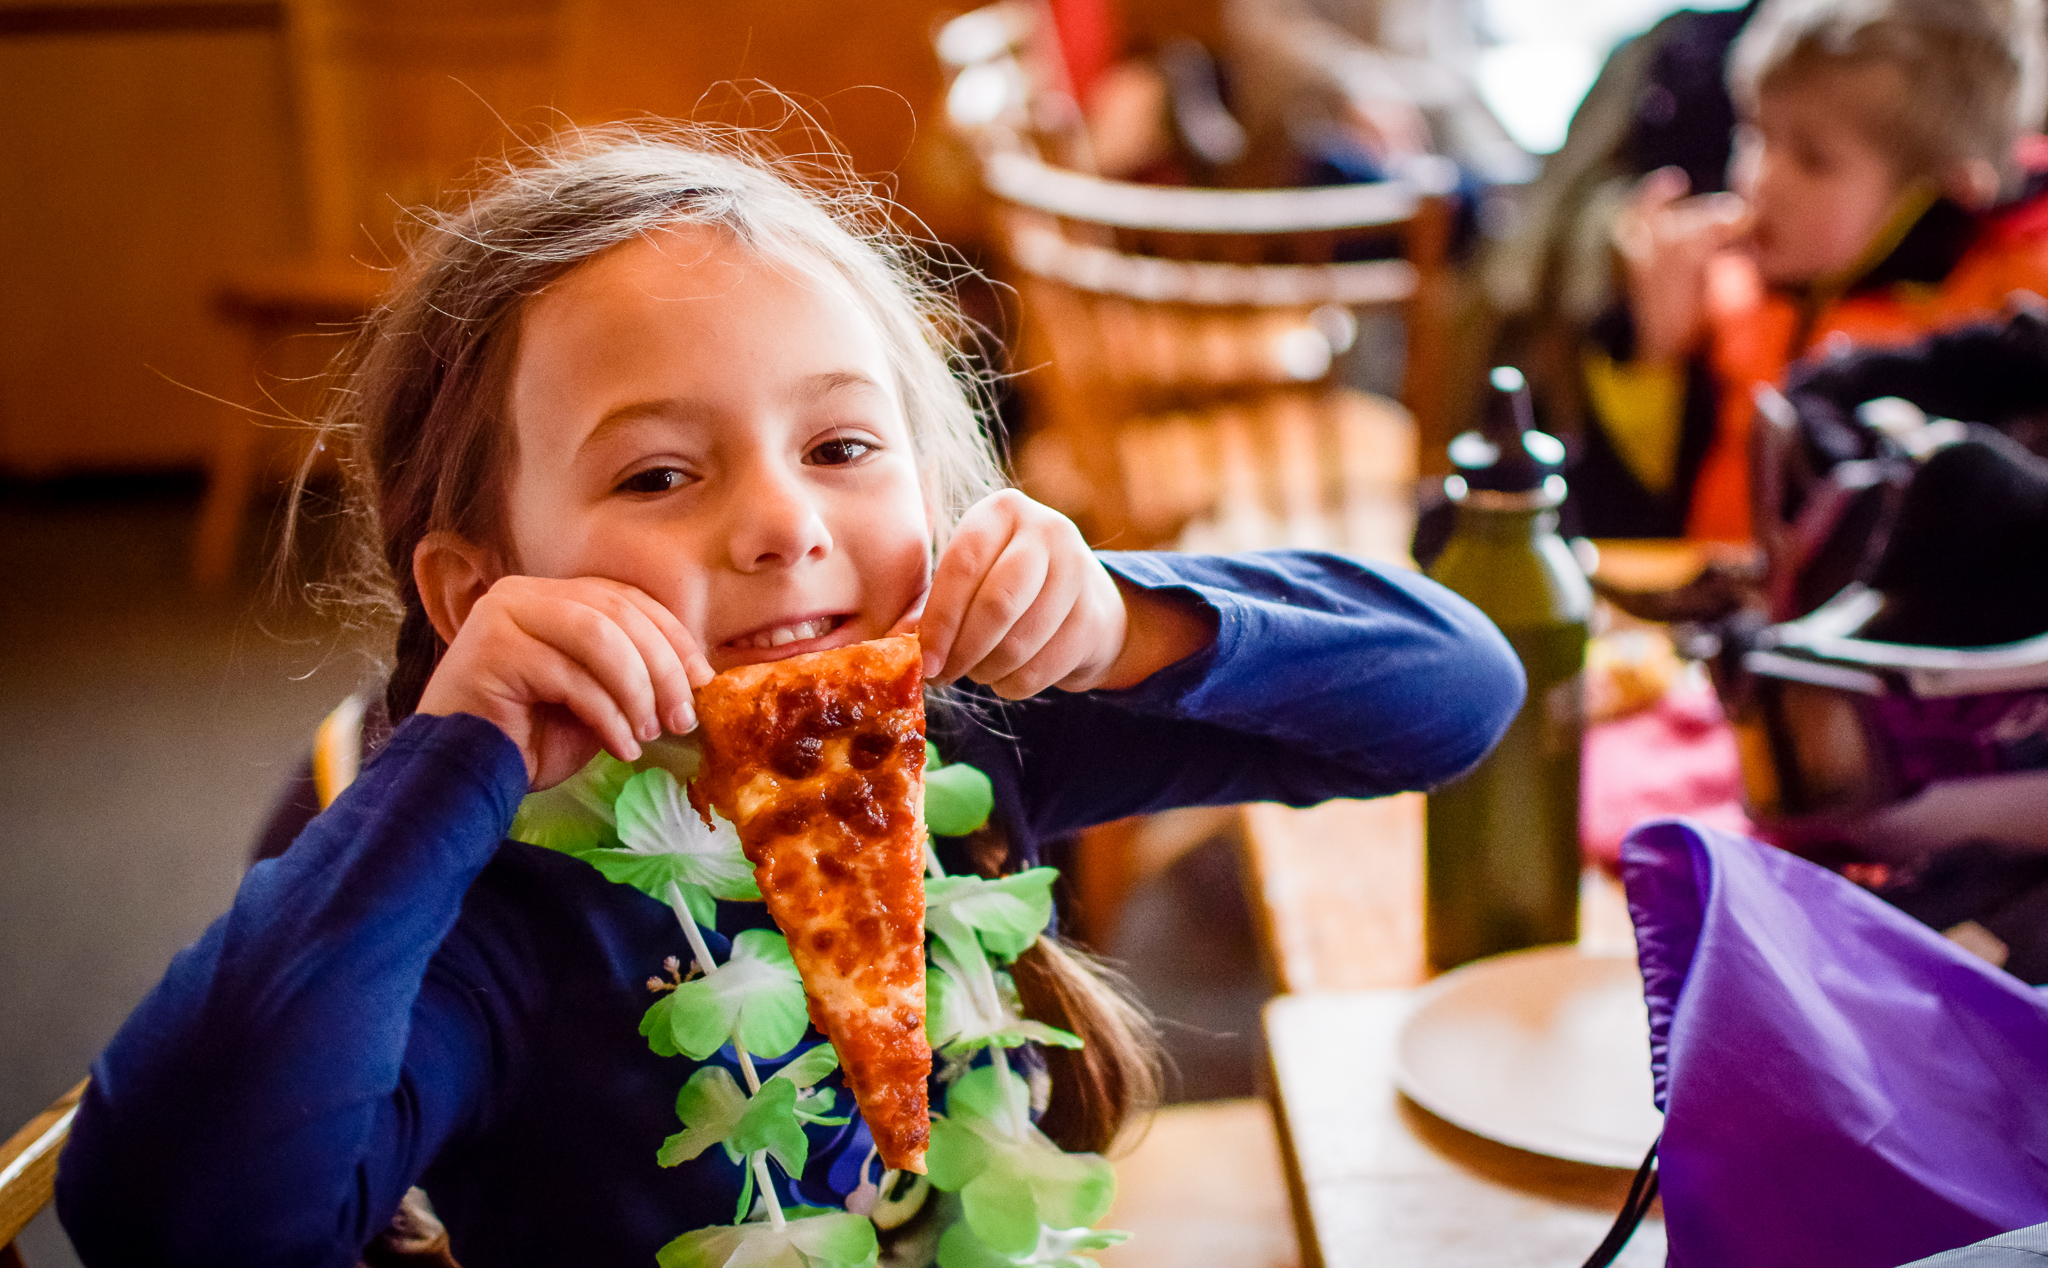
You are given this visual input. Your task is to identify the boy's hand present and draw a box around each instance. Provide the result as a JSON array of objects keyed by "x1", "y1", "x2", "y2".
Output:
[
  {"x1": 416, "y1": 576, "x2": 713, "y2": 790},
  {"x1": 1614, "y1": 167, "x2": 1747, "y2": 365},
  {"x1": 909, "y1": 490, "x2": 1215, "y2": 699}
]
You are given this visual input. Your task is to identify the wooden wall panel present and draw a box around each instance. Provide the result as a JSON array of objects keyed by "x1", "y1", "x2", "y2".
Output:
[
  {"x1": 289, "y1": 0, "x2": 571, "y2": 257},
  {"x1": 0, "y1": 20, "x2": 306, "y2": 474},
  {"x1": 557, "y1": 0, "x2": 983, "y2": 243}
]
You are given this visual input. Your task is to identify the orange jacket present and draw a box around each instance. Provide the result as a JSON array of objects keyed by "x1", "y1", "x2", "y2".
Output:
[{"x1": 1691, "y1": 192, "x2": 2048, "y2": 540}]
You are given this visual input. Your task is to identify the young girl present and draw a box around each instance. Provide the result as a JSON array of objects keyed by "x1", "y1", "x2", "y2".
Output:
[{"x1": 57, "y1": 127, "x2": 1523, "y2": 1266}]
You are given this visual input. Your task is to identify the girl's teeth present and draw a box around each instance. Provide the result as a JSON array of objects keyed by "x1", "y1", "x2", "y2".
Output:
[{"x1": 744, "y1": 617, "x2": 833, "y2": 650}]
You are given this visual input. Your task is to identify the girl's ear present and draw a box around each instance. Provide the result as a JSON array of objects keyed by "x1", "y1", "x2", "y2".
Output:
[{"x1": 413, "y1": 531, "x2": 499, "y2": 645}]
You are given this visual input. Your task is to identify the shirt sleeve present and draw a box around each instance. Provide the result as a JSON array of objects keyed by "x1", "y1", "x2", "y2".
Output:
[
  {"x1": 992, "y1": 550, "x2": 1525, "y2": 843},
  {"x1": 57, "y1": 712, "x2": 532, "y2": 1268}
]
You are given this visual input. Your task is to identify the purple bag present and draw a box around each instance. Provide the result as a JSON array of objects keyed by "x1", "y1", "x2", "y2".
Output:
[{"x1": 1622, "y1": 819, "x2": 2048, "y2": 1266}]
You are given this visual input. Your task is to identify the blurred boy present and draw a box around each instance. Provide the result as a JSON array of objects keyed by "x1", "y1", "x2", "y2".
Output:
[{"x1": 1575, "y1": 0, "x2": 2048, "y2": 540}]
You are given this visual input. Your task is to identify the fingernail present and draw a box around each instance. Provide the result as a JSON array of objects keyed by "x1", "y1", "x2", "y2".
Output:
[
  {"x1": 640, "y1": 718, "x2": 660, "y2": 743},
  {"x1": 675, "y1": 705, "x2": 698, "y2": 733},
  {"x1": 922, "y1": 652, "x2": 941, "y2": 679}
]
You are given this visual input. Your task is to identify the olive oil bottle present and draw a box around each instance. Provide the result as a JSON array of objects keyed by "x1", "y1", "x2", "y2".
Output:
[{"x1": 1424, "y1": 367, "x2": 1592, "y2": 972}]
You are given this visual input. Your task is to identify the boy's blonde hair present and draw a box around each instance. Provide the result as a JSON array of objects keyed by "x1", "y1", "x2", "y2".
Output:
[{"x1": 1730, "y1": 0, "x2": 2048, "y2": 190}]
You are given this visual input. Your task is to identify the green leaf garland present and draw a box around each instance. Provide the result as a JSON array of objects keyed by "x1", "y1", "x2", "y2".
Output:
[
  {"x1": 658, "y1": 928, "x2": 809, "y2": 1061},
  {"x1": 927, "y1": 870, "x2": 1059, "y2": 964},
  {"x1": 936, "y1": 1221, "x2": 1130, "y2": 1268},
  {"x1": 614, "y1": 768, "x2": 764, "y2": 901},
  {"x1": 927, "y1": 960, "x2": 1082, "y2": 1058},
  {"x1": 512, "y1": 743, "x2": 1129, "y2": 1268},
  {"x1": 926, "y1": 1068, "x2": 1116, "y2": 1257},
  {"x1": 926, "y1": 762, "x2": 995, "y2": 837},
  {"x1": 657, "y1": 1208, "x2": 881, "y2": 1268},
  {"x1": 658, "y1": 1066, "x2": 750, "y2": 1167}
]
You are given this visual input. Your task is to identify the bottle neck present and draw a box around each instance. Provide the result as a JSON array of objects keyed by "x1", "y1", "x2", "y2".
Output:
[
  {"x1": 1453, "y1": 503, "x2": 1561, "y2": 541},
  {"x1": 1445, "y1": 474, "x2": 1566, "y2": 541}
]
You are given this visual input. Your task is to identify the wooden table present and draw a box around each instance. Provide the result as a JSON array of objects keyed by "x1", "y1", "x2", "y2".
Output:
[
  {"x1": 1266, "y1": 990, "x2": 1664, "y2": 1268},
  {"x1": 1238, "y1": 795, "x2": 1662, "y2": 1266}
]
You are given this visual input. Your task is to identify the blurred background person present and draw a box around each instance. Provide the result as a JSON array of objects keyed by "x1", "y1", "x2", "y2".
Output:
[
  {"x1": 1221, "y1": 0, "x2": 1533, "y2": 189},
  {"x1": 1573, "y1": 0, "x2": 2048, "y2": 539}
]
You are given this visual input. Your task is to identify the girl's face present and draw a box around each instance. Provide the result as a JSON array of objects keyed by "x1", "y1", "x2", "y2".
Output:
[{"x1": 500, "y1": 225, "x2": 932, "y2": 672}]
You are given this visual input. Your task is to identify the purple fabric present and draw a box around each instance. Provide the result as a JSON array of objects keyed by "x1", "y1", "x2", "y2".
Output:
[{"x1": 1621, "y1": 819, "x2": 2048, "y2": 1267}]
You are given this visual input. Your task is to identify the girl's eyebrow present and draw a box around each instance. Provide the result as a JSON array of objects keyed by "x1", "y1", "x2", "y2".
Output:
[
  {"x1": 581, "y1": 371, "x2": 889, "y2": 451},
  {"x1": 582, "y1": 399, "x2": 696, "y2": 451},
  {"x1": 795, "y1": 369, "x2": 887, "y2": 403}
]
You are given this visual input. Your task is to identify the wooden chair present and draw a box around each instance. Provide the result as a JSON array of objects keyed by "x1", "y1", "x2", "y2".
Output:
[
  {"x1": 192, "y1": 259, "x2": 390, "y2": 591},
  {"x1": 973, "y1": 150, "x2": 1452, "y2": 947},
  {"x1": 989, "y1": 148, "x2": 1453, "y2": 548},
  {"x1": 0, "y1": 1080, "x2": 85, "y2": 1267}
]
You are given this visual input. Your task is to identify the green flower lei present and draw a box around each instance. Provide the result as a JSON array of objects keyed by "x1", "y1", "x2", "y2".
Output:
[{"x1": 508, "y1": 735, "x2": 1131, "y2": 1268}]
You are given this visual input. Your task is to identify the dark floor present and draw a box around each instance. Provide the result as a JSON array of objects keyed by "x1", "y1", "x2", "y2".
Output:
[{"x1": 0, "y1": 484, "x2": 1268, "y2": 1267}]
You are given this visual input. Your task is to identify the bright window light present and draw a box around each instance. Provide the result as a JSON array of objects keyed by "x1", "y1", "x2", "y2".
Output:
[{"x1": 1474, "y1": 0, "x2": 1748, "y2": 155}]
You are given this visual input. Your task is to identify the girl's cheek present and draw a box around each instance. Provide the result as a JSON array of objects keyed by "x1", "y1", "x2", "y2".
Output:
[{"x1": 873, "y1": 523, "x2": 935, "y2": 628}]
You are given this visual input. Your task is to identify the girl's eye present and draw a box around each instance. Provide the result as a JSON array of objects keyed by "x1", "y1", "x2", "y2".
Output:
[
  {"x1": 810, "y1": 437, "x2": 876, "y2": 467},
  {"x1": 619, "y1": 467, "x2": 686, "y2": 495}
]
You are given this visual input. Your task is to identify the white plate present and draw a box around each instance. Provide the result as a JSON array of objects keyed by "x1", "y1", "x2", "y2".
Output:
[{"x1": 1393, "y1": 945, "x2": 1663, "y2": 1169}]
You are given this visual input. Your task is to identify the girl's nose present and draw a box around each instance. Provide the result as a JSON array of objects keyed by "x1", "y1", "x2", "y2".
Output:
[{"x1": 724, "y1": 460, "x2": 833, "y2": 572}]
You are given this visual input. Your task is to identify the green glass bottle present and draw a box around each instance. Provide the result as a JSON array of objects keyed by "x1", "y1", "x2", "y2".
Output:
[{"x1": 1424, "y1": 367, "x2": 1593, "y2": 973}]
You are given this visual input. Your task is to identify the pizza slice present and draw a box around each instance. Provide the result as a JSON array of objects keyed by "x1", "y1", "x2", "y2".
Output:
[{"x1": 689, "y1": 632, "x2": 933, "y2": 1174}]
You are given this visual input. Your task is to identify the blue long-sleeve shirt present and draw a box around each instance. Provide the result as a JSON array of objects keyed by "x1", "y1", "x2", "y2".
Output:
[{"x1": 57, "y1": 551, "x2": 1522, "y2": 1267}]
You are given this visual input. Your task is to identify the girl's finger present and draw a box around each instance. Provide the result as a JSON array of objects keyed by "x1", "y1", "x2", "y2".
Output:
[
  {"x1": 613, "y1": 584, "x2": 715, "y2": 688},
  {"x1": 967, "y1": 541, "x2": 1084, "y2": 685},
  {"x1": 508, "y1": 596, "x2": 661, "y2": 745},
  {"x1": 940, "y1": 533, "x2": 1051, "y2": 684},
  {"x1": 992, "y1": 612, "x2": 1097, "y2": 699},
  {"x1": 590, "y1": 581, "x2": 710, "y2": 733},
  {"x1": 920, "y1": 503, "x2": 1017, "y2": 678},
  {"x1": 520, "y1": 643, "x2": 646, "y2": 763},
  {"x1": 1636, "y1": 165, "x2": 1690, "y2": 209},
  {"x1": 1014, "y1": 567, "x2": 1127, "y2": 696}
]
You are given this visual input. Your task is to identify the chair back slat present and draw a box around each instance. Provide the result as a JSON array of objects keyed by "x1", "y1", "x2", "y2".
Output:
[
  {"x1": 0, "y1": 1080, "x2": 88, "y2": 1249},
  {"x1": 984, "y1": 150, "x2": 1455, "y2": 236}
]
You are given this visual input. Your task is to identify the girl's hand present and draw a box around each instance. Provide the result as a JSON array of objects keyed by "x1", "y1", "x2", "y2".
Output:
[
  {"x1": 415, "y1": 576, "x2": 713, "y2": 789},
  {"x1": 1613, "y1": 167, "x2": 1747, "y2": 365},
  {"x1": 911, "y1": 490, "x2": 1214, "y2": 699}
]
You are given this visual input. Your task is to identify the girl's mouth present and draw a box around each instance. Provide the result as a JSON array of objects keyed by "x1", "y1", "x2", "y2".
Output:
[{"x1": 724, "y1": 613, "x2": 849, "y2": 652}]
